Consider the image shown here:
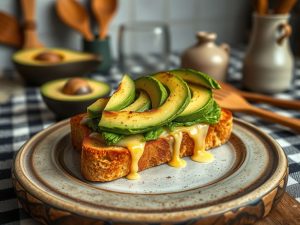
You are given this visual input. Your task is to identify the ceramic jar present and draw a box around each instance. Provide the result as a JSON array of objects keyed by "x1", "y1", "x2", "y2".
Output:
[
  {"x1": 181, "y1": 31, "x2": 230, "y2": 81},
  {"x1": 243, "y1": 14, "x2": 294, "y2": 93}
]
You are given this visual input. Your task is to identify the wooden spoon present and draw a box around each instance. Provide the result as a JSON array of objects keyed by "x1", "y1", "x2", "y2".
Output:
[
  {"x1": 0, "y1": 11, "x2": 22, "y2": 48},
  {"x1": 219, "y1": 81, "x2": 300, "y2": 109},
  {"x1": 255, "y1": 0, "x2": 269, "y2": 15},
  {"x1": 274, "y1": 0, "x2": 297, "y2": 14},
  {"x1": 214, "y1": 88, "x2": 300, "y2": 132},
  {"x1": 92, "y1": 0, "x2": 117, "y2": 40},
  {"x1": 21, "y1": 0, "x2": 44, "y2": 48},
  {"x1": 56, "y1": 0, "x2": 94, "y2": 41}
]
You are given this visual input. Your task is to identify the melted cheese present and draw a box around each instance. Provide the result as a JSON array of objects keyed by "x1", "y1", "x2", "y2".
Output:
[
  {"x1": 117, "y1": 135, "x2": 145, "y2": 180},
  {"x1": 88, "y1": 122, "x2": 213, "y2": 180},
  {"x1": 168, "y1": 131, "x2": 187, "y2": 168},
  {"x1": 168, "y1": 124, "x2": 212, "y2": 168}
]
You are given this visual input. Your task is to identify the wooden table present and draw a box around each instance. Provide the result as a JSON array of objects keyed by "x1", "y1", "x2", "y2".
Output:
[{"x1": 257, "y1": 193, "x2": 300, "y2": 224}]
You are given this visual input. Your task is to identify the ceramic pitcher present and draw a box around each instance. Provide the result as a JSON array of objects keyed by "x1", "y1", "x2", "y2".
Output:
[
  {"x1": 243, "y1": 14, "x2": 294, "y2": 93},
  {"x1": 181, "y1": 32, "x2": 230, "y2": 81}
]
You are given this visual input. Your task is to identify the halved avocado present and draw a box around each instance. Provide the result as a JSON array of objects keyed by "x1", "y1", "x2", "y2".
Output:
[
  {"x1": 104, "y1": 74, "x2": 135, "y2": 111},
  {"x1": 13, "y1": 48, "x2": 101, "y2": 86},
  {"x1": 87, "y1": 98, "x2": 109, "y2": 118},
  {"x1": 41, "y1": 78, "x2": 110, "y2": 119},
  {"x1": 135, "y1": 76, "x2": 168, "y2": 108},
  {"x1": 122, "y1": 90, "x2": 151, "y2": 112},
  {"x1": 99, "y1": 72, "x2": 191, "y2": 134},
  {"x1": 170, "y1": 68, "x2": 221, "y2": 89},
  {"x1": 175, "y1": 84, "x2": 214, "y2": 122}
]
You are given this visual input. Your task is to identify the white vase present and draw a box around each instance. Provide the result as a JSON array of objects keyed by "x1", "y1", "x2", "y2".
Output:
[{"x1": 243, "y1": 14, "x2": 294, "y2": 93}]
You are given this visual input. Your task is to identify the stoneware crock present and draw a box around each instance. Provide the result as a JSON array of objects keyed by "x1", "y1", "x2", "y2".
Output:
[{"x1": 181, "y1": 31, "x2": 230, "y2": 81}]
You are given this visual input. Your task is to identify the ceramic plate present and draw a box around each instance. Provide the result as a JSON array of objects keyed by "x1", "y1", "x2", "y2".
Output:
[{"x1": 12, "y1": 118, "x2": 288, "y2": 225}]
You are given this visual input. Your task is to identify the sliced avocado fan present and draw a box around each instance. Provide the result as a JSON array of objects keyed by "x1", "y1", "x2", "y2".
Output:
[
  {"x1": 98, "y1": 72, "x2": 191, "y2": 134},
  {"x1": 104, "y1": 74, "x2": 136, "y2": 111}
]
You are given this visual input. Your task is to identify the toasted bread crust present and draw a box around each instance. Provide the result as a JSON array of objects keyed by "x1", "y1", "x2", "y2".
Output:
[{"x1": 70, "y1": 109, "x2": 233, "y2": 182}]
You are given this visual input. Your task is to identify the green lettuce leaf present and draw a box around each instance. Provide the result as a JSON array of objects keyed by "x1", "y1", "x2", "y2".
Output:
[
  {"x1": 143, "y1": 127, "x2": 165, "y2": 141},
  {"x1": 167, "y1": 100, "x2": 221, "y2": 130},
  {"x1": 101, "y1": 132, "x2": 124, "y2": 145}
]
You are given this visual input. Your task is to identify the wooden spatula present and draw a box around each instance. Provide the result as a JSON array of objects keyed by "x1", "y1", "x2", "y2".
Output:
[
  {"x1": 219, "y1": 81, "x2": 300, "y2": 109},
  {"x1": 214, "y1": 88, "x2": 300, "y2": 132},
  {"x1": 0, "y1": 11, "x2": 22, "y2": 48},
  {"x1": 21, "y1": 0, "x2": 44, "y2": 48},
  {"x1": 56, "y1": 0, "x2": 94, "y2": 41}
]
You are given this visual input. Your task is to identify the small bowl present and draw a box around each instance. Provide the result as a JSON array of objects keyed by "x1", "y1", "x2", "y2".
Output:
[
  {"x1": 13, "y1": 48, "x2": 101, "y2": 86},
  {"x1": 40, "y1": 78, "x2": 110, "y2": 119}
]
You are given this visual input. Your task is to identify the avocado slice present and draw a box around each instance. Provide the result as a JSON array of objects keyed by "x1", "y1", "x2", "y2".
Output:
[
  {"x1": 87, "y1": 98, "x2": 109, "y2": 118},
  {"x1": 104, "y1": 74, "x2": 135, "y2": 111},
  {"x1": 171, "y1": 68, "x2": 221, "y2": 89},
  {"x1": 122, "y1": 90, "x2": 151, "y2": 112},
  {"x1": 41, "y1": 78, "x2": 110, "y2": 119},
  {"x1": 135, "y1": 76, "x2": 168, "y2": 108},
  {"x1": 13, "y1": 48, "x2": 101, "y2": 86},
  {"x1": 175, "y1": 84, "x2": 214, "y2": 122},
  {"x1": 99, "y1": 72, "x2": 191, "y2": 134}
]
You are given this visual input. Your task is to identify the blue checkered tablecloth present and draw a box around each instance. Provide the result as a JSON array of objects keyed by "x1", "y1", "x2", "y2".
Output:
[{"x1": 1, "y1": 48, "x2": 300, "y2": 224}]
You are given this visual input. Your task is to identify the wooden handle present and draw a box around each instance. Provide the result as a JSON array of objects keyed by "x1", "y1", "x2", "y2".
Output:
[
  {"x1": 277, "y1": 23, "x2": 292, "y2": 45},
  {"x1": 240, "y1": 91, "x2": 300, "y2": 109},
  {"x1": 274, "y1": 0, "x2": 297, "y2": 14},
  {"x1": 255, "y1": 0, "x2": 269, "y2": 15},
  {"x1": 21, "y1": 0, "x2": 43, "y2": 48},
  {"x1": 21, "y1": 0, "x2": 36, "y2": 23},
  {"x1": 246, "y1": 105, "x2": 300, "y2": 132}
]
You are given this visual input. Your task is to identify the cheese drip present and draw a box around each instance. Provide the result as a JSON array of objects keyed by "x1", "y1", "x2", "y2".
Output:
[
  {"x1": 117, "y1": 135, "x2": 145, "y2": 180},
  {"x1": 168, "y1": 124, "x2": 213, "y2": 168},
  {"x1": 168, "y1": 131, "x2": 187, "y2": 168},
  {"x1": 188, "y1": 125, "x2": 213, "y2": 163}
]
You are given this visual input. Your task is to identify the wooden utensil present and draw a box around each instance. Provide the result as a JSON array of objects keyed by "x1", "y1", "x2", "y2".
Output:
[
  {"x1": 0, "y1": 11, "x2": 22, "y2": 48},
  {"x1": 219, "y1": 81, "x2": 300, "y2": 109},
  {"x1": 56, "y1": 0, "x2": 94, "y2": 41},
  {"x1": 255, "y1": 0, "x2": 269, "y2": 15},
  {"x1": 21, "y1": 0, "x2": 44, "y2": 48},
  {"x1": 213, "y1": 88, "x2": 300, "y2": 132},
  {"x1": 274, "y1": 0, "x2": 297, "y2": 14},
  {"x1": 92, "y1": 0, "x2": 117, "y2": 40}
]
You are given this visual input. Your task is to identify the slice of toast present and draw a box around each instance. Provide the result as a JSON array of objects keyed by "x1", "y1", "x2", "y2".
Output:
[{"x1": 70, "y1": 109, "x2": 233, "y2": 182}]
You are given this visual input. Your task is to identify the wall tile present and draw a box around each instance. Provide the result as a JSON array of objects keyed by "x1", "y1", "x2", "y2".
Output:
[
  {"x1": 134, "y1": 0, "x2": 166, "y2": 21},
  {"x1": 169, "y1": 23, "x2": 198, "y2": 52},
  {"x1": 169, "y1": 0, "x2": 197, "y2": 21}
]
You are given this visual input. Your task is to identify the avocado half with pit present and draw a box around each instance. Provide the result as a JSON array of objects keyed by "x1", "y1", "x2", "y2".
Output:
[
  {"x1": 41, "y1": 78, "x2": 110, "y2": 119},
  {"x1": 13, "y1": 48, "x2": 101, "y2": 86}
]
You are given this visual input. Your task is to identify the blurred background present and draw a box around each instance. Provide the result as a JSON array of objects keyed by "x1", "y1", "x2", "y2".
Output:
[{"x1": 0, "y1": 0, "x2": 256, "y2": 74}]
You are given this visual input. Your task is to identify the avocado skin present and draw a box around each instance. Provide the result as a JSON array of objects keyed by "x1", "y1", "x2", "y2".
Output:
[
  {"x1": 14, "y1": 59, "x2": 100, "y2": 86},
  {"x1": 13, "y1": 48, "x2": 101, "y2": 86},
  {"x1": 42, "y1": 95, "x2": 100, "y2": 119},
  {"x1": 170, "y1": 68, "x2": 221, "y2": 89},
  {"x1": 41, "y1": 78, "x2": 110, "y2": 119}
]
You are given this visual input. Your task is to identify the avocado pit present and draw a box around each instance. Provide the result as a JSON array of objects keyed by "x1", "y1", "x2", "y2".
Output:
[
  {"x1": 34, "y1": 51, "x2": 64, "y2": 63},
  {"x1": 62, "y1": 78, "x2": 92, "y2": 95}
]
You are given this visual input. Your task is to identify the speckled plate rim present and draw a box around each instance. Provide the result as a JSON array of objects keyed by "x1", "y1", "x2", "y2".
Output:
[{"x1": 12, "y1": 118, "x2": 288, "y2": 223}]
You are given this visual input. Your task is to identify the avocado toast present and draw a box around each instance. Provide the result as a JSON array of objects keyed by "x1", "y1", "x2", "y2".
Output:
[{"x1": 70, "y1": 69, "x2": 233, "y2": 182}]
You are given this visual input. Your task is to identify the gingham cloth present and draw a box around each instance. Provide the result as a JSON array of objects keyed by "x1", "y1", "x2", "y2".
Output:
[{"x1": 1, "y1": 48, "x2": 300, "y2": 225}]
